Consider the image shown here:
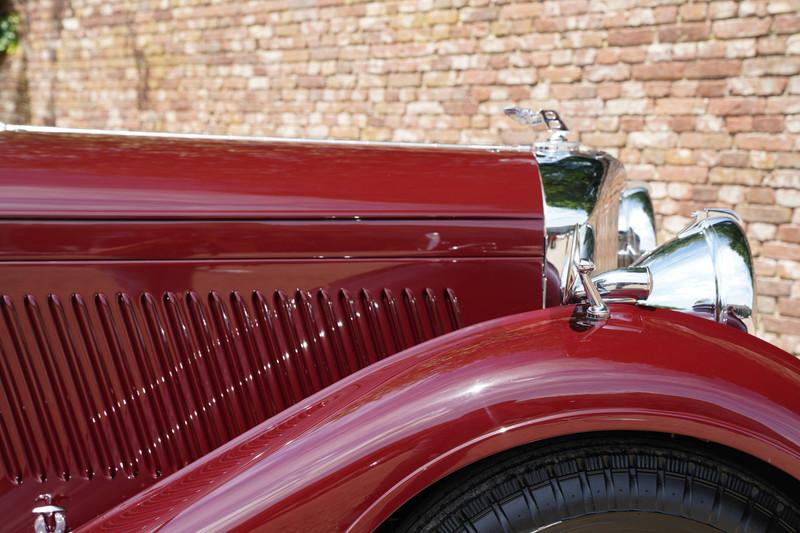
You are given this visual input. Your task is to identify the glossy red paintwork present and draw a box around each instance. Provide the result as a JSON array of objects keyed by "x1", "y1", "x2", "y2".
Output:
[
  {"x1": 0, "y1": 129, "x2": 546, "y2": 531},
  {"x1": 0, "y1": 219, "x2": 543, "y2": 260},
  {"x1": 80, "y1": 304, "x2": 800, "y2": 533},
  {"x1": 0, "y1": 132, "x2": 542, "y2": 219}
]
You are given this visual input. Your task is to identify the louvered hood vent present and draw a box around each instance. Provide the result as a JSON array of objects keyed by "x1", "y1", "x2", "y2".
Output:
[{"x1": 0, "y1": 287, "x2": 461, "y2": 483}]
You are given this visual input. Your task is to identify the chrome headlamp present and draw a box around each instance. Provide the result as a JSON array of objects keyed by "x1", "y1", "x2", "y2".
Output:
[
  {"x1": 574, "y1": 210, "x2": 758, "y2": 333},
  {"x1": 617, "y1": 187, "x2": 657, "y2": 268}
]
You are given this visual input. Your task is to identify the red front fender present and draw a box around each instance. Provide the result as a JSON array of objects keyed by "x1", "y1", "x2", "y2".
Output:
[{"x1": 81, "y1": 304, "x2": 800, "y2": 532}]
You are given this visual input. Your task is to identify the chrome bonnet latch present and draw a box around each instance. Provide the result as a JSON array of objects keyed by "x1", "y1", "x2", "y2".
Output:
[{"x1": 32, "y1": 494, "x2": 66, "y2": 533}]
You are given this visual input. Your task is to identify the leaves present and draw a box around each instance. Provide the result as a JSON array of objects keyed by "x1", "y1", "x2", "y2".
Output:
[{"x1": 0, "y1": 13, "x2": 18, "y2": 55}]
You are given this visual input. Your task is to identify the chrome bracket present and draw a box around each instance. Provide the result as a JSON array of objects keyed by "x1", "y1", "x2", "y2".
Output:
[
  {"x1": 32, "y1": 494, "x2": 66, "y2": 533},
  {"x1": 575, "y1": 260, "x2": 610, "y2": 321}
]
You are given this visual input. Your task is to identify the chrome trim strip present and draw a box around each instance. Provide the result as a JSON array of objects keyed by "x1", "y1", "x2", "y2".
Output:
[
  {"x1": 0, "y1": 123, "x2": 531, "y2": 153},
  {"x1": 537, "y1": 159, "x2": 549, "y2": 308}
]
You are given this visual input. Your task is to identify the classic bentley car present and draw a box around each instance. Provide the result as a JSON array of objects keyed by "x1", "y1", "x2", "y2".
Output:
[{"x1": 1, "y1": 109, "x2": 799, "y2": 533}]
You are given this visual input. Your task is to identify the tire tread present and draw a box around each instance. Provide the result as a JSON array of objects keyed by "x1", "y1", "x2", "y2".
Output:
[{"x1": 392, "y1": 435, "x2": 800, "y2": 533}]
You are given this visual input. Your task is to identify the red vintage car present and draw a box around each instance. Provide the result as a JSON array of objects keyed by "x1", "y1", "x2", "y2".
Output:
[{"x1": 1, "y1": 109, "x2": 798, "y2": 532}]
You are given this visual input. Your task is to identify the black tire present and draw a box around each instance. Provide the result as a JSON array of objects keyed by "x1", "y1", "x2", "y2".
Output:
[{"x1": 391, "y1": 434, "x2": 800, "y2": 532}]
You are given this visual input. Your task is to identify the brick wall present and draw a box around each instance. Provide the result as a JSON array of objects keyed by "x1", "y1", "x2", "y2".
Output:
[{"x1": 2, "y1": 0, "x2": 799, "y2": 353}]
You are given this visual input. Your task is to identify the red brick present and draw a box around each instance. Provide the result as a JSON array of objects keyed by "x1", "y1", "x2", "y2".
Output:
[
  {"x1": 765, "y1": 97, "x2": 800, "y2": 114},
  {"x1": 620, "y1": 116, "x2": 645, "y2": 131},
  {"x1": 679, "y1": 132, "x2": 732, "y2": 149},
  {"x1": 778, "y1": 298, "x2": 800, "y2": 318},
  {"x1": 581, "y1": 132, "x2": 628, "y2": 147},
  {"x1": 684, "y1": 59, "x2": 742, "y2": 79},
  {"x1": 692, "y1": 185, "x2": 717, "y2": 202},
  {"x1": 656, "y1": 97, "x2": 706, "y2": 115},
  {"x1": 558, "y1": 1, "x2": 590, "y2": 16},
  {"x1": 730, "y1": 77, "x2": 789, "y2": 96},
  {"x1": 778, "y1": 226, "x2": 800, "y2": 243},
  {"x1": 679, "y1": 3, "x2": 707, "y2": 21},
  {"x1": 746, "y1": 187, "x2": 776, "y2": 204},
  {"x1": 709, "y1": 2, "x2": 738, "y2": 19},
  {"x1": 762, "y1": 316, "x2": 800, "y2": 334},
  {"x1": 442, "y1": 102, "x2": 479, "y2": 115},
  {"x1": 670, "y1": 116, "x2": 696, "y2": 132},
  {"x1": 461, "y1": 70, "x2": 496, "y2": 85},
  {"x1": 297, "y1": 76, "x2": 326, "y2": 88},
  {"x1": 460, "y1": 7, "x2": 498, "y2": 23},
  {"x1": 713, "y1": 17, "x2": 772, "y2": 38},
  {"x1": 763, "y1": 243, "x2": 800, "y2": 261},
  {"x1": 735, "y1": 133, "x2": 795, "y2": 151},
  {"x1": 659, "y1": 165, "x2": 708, "y2": 183},
  {"x1": 597, "y1": 83, "x2": 621, "y2": 100},
  {"x1": 696, "y1": 80, "x2": 727, "y2": 97},
  {"x1": 644, "y1": 81, "x2": 672, "y2": 97},
  {"x1": 743, "y1": 57, "x2": 800, "y2": 76},
  {"x1": 632, "y1": 62, "x2": 685, "y2": 80},
  {"x1": 726, "y1": 116, "x2": 753, "y2": 132},
  {"x1": 596, "y1": 48, "x2": 619, "y2": 65},
  {"x1": 753, "y1": 115, "x2": 785, "y2": 133},
  {"x1": 387, "y1": 73, "x2": 420, "y2": 87},
  {"x1": 709, "y1": 167, "x2": 764, "y2": 184},
  {"x1": 470, "y1": 86, "x2": 491, "y2": 102},
  {"x1": 773, "y1": 14, "x2": 800, "y2": 34},
  {"x1": 759, "y1": 278, "x2": 795, "y2": 296},
  {"x1": 499, "y1": 4, "x2": 542, "y2": 19},
  {"x1": 697, "y1": 40, "x2": 727, "y2": 59},
  {"x1": 669, "y1": 80, "x2": 696, "y2": 98},
  {"x1": 711, "y1": 97, "x2": 766, "y2": 116},
  {"x1": 654, "y1": 6, "x2": 679, "y2": 24},
  {"x1": 608, "y1": 28, "x2": 656, "y2": 46},
  {"x1": 584, "y1": 64, "x2": 631, "y2": 82},
  {"x1": 718, "y1": 151, "x2": 751, "y2": 167},
  {"x1": 539, "y1": 66, "x2": 582, "y2": 83},
  {"x1": 757, "y1": 36, "x2": 788, "y2": 56},
  {"x1": 619, "y1": 47, "x2": 647, "y2": 64},
  {"x1": 658, "y1": 23, "x2": 710, "y2": 43}
]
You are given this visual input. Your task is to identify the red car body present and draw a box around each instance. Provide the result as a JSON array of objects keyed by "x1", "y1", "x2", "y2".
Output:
[{"x1": 0, "y1": 125, "x2": 797, "y2": 531}]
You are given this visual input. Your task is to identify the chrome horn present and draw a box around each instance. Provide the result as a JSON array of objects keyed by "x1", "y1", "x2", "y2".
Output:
[{"x1": 572, "y1": 210, "x2": 758, "y2": 333}]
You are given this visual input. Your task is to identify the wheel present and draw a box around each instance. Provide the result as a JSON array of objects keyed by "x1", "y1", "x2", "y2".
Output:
[{"x1": 391, "y1": 434, "x2": 800, "y2": 532}]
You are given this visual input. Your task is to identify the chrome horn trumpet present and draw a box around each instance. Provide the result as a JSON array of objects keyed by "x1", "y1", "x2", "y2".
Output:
[{"x1": 572, "y1": 210, "x2": 758, "y2": 333}]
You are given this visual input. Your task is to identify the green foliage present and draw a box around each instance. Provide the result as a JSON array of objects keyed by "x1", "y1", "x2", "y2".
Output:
[{"x1": 0, "y1": 13, "x2": 18, "y2": 55}]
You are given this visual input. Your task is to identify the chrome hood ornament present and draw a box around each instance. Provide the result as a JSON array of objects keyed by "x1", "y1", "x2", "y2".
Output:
[
  {"x1": 503, "y1": 107, "x2": 568, "y2": 137},
  {"x1": 504, "y1": 107, "x2": 577, "y2": 155}
]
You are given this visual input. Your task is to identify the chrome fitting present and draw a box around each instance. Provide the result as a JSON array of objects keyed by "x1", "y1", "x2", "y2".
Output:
[
  {"x1": 33, "y1": 494, "x2": 67, "y2": 533},
  {"x1": 575, "y1": 260, "x2": 610, "y2": 321}
]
